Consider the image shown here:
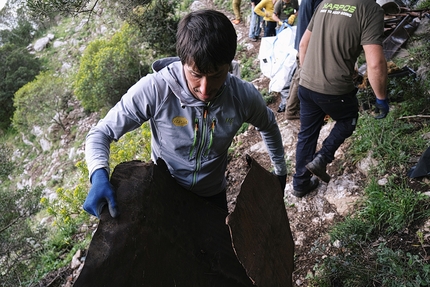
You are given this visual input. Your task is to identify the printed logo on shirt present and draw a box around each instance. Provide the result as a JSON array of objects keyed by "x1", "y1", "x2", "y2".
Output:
[
  {"x1": 172, "y1": 116, "x2": 188, "y2": 127},
  {"x1": 320, "y1": 3, "x2": 356, "y2": 17}
]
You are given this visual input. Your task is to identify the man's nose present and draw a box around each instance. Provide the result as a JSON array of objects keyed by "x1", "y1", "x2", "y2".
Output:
[{"x1": 199, "y1": 76, "x2": 211, "y2": 95}]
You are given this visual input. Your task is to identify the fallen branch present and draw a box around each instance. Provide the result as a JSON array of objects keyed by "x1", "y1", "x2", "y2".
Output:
[{"x1": 399, "y1": 115, "x2": 430, "y2": 120}]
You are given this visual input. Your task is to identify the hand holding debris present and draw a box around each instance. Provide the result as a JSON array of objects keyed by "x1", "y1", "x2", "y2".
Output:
[
  {"x1": 83, "y1": 168, "x2": 119, "y2": 218},
  {"x1": 374, "y1": 98, "x2": 389, "y2": 119}
]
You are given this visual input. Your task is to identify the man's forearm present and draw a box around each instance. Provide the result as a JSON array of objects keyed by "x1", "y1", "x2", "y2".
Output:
[{"x1": 364, "y1": 44, "x2": 388, "y2": 100}]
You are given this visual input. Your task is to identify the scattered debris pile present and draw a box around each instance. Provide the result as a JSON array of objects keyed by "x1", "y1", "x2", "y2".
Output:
[{"x1": 356, "y1": 1, "x2": 429, "y2": 93}]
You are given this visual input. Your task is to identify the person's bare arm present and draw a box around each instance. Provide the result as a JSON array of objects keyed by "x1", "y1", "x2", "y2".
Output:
[
  {"x1": 272, "y1": 12, "x2": 281, "y2": 23},
  {"x1": 299, "y1": 29, "x2": 311, "y2": 66},
  {"x1": 363, "y1": 44, "x2": 387, "y2": 100}
]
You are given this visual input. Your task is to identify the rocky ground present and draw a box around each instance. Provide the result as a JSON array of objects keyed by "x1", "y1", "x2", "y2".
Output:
[
  {"x1": 222, "y1": 5, "x2": 430, "y2": 285},
  {"x1": 223, "y1": 8, "x2": 368, "y2": 285}
]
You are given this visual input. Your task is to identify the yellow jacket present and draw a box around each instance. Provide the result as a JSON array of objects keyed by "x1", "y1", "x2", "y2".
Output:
[{"x1": 254, "y1": 0, "x2": 277, "y2": 22}]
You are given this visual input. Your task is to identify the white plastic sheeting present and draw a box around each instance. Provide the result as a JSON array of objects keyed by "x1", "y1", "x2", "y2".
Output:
[{"x1": 258, "y1": 26, "x2": 298, "y2": 93}]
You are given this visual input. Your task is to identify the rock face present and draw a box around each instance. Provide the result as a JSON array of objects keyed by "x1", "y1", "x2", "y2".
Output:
[{"x1": 74, "y1": 157, "x2": 294, "y2": 287}]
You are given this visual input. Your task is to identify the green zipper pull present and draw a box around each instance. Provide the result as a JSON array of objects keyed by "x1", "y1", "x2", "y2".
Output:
[{"x1": 205, "y1": 118, "x2": 216, "y2": 156}]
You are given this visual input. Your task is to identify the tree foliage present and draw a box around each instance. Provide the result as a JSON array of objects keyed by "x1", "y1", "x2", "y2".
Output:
[
  {"x1": 0, "y1": 143, "x2": 14, "y2": 180},
  {"x1": 26, "y1": 0, "x2": 96, "y2": 18},
  {"x1": 0, "y1": 19, "x2": 37, "y2": 46},
  {"x1": 74, "y1": 23, "x2": 150, "y2": 112},
  {"x1": 12, "y1": 71, "x2": 72, "y2": 133},
  {"x1": 0, "y1": 43, "x2": 41, "y2": 131},
  {"x1": 0, "y1": 185, "x2": 44, "y2": 287},
  {"x1": 126, "y1": 0, "x2": 179, "y2": 56},
  {"x1": 26, "y1": 0, "x2": 179, "y2": 57}
]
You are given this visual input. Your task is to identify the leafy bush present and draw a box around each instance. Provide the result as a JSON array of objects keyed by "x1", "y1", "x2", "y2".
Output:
[
  {"x1": 74, "y1": 23, "x2": 150, "y2": 112},
  {"x1": 27, "y1": 0, "x2": 91, "y2": 18},
  {"x1": 110, "y1": 123, "x2": 152, "y2": 168},
  {"x1": 0, "y1": 143, "x2": 14, "y2": 180},
  {"x1": 0, "y1": 43, "x2": 41, "y2": 131},
  {"x1": 13, "y1": 71, "x2": 72, "y2": 133},
  {"x1": 35, "y1": 161, "x2": 92, "y2": 280},
  {"x1": 0, "y1": 185, "x2": 45, "y2": 287},
  {"x1": 126, "y1": 0, "x2": 179, "y2": 57},
  {"x1": 0, "y1": 19, "x2": 38, "y2": 46}
]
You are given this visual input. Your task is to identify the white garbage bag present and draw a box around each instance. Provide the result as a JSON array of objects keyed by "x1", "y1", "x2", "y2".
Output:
[{"x1": 258, "y1": 26, "x2": 298, "y2": 92}]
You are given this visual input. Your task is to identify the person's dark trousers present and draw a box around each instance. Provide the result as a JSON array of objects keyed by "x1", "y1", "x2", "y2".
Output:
[
  {"x1": 264, "y1": 21, "x2": 277, "y2": 37},
  {"x1": 293, "y1": 85, "x2": 359, "y2": 191}
]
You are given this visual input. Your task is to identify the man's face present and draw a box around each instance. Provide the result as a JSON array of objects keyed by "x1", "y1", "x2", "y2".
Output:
[{"x1": 183, "y1": 61, "x2": 230, "y2": 103}]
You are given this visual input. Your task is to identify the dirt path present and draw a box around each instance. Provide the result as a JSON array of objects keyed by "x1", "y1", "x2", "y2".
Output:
[{"x1": 219, "y1": 5, "x2": 369, "y2": 285}]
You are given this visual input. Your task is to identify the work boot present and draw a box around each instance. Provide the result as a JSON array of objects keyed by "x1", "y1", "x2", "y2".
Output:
[
  {"x1": 293, "y1": 176, "x2": 319, "y2": 197},
  {"x1": 305, "y1": 154, "x2": 331, "y2": 183}
]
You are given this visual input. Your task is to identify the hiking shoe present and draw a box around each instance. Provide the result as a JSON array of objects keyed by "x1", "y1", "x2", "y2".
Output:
[
  {"x1": 232, "y1": 19, "x2": 241, "y2": 25},
  {"x1": 277, "y1": 106, "x2": 286, "y2": 113},
  {"x1": 250, "y1": 37, "x2": 257, "y2": 42},
  {"x1": 285, "y1": 113, "x2": 300, "y2": 120},
  {"x1": 305, "y1": 154, "x2": 331, "y2": 183},
  {"x1": 293, "y1": 176, "x2": 319, "y2": 197}
]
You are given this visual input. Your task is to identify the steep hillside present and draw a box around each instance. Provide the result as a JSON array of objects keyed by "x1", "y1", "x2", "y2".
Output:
[{"x1": 3, "y1": 0, "x2": 430, "y2": 286}]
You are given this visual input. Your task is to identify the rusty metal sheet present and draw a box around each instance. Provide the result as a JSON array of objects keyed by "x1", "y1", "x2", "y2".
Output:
[
  {"x1": 226, "y1": 155, "x2": 295, "y2": 287},
  {"x1": 383, "y1": 15, "x2": 419, "y2": 60},
  {"x1": 74, "y1": 159, "x2": 254, "y2": 287}
]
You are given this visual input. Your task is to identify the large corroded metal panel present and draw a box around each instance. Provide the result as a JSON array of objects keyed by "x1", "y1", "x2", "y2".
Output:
[
  {"x1": 226, "y1": 155, "x2": 294, "y2": 287},
  {"x1": 74, "y1": 157, "x2": 294, "y2": 287},
  {"x1": 74, "y1": 159, "x2": 253, "y2": 287}
]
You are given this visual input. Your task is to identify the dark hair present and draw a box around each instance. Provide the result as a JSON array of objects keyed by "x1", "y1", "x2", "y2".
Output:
[{"x1": 176, "y1": 9, "x2": 237, "y2": 74}]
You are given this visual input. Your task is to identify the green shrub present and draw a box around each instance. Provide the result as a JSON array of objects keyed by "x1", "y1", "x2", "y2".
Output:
[
  {"x1": 110, "y1": 123, "x2": 152, "y2": 168},
  {"x1": 74, "y1": 23, "x2": 150, "y2": 112},
  {"x1": 0, "y1": 43, "x2": 41, "y2": 131},
  {"x1": 13, "y1": 71, "x2": 72, "y2": 133},
  {"x1": 0, "y1": 19, "x2": 39, "y2": 47},
  {"x1": 0, "y1": 185, "x2": 45, "y2": 287},
  {"x1": 0, "y1": 143, "x2": 14, "y2": 180},
  {"x1": 127, "y1": 0, "x2": 179, "y2": 57}
]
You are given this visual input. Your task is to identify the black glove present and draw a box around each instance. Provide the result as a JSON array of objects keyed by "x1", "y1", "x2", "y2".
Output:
[
  {"x1": 374, "y1": 98, "x2": 389, "y2": 119},
  {"x1": 277, "y1": 174, "x2": 287, "y2": 194}
]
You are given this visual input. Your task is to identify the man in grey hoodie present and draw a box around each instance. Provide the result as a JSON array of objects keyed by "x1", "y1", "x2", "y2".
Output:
[{"x1": 83, "y1": 9, "x2": 287, "y2": 218}]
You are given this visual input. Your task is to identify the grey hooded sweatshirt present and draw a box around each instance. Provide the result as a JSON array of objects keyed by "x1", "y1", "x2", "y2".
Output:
[{"x1": 85, "y1": 57, "x2": 287, "y2": 197}]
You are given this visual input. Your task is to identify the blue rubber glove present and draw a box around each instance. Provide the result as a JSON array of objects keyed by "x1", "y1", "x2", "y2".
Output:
[
  {"x1": 83, "y1": 168, "x2": 119, "y2": 218},
  {"x1": 375, "y1": 98, "x2": 389, "y2": 119}
]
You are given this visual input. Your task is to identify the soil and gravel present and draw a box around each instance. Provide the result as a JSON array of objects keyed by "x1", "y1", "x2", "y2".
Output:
[
  {"x1": 222, "y1": 6, "x2": 430, "y2": 285},
  {"x1": 222, "y1": 8, "x2": 361, "y2": 285}
]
